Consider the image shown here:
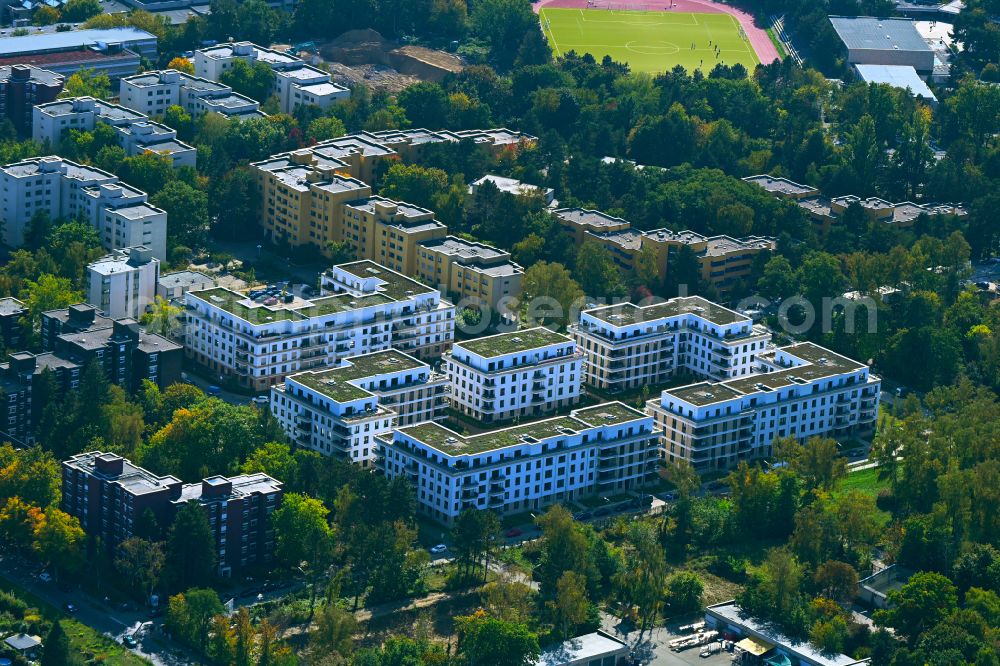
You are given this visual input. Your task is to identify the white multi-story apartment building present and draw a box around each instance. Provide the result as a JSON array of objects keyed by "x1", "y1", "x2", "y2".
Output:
[
  {"x1": 0, "y1": 156, "x2": 167, "y2": 259},
  {"x1": 33, "y1": 97, "x2": 196, "y2": 167},
  {"x1": 379, "y1": 401, "x2": 659, "y2": 524},
  {"x1": 570, "y1": 297, "x2": 771, "y2": 393},
  {"x1": 445, "y1": 327, "x2": 583, "y2": 423},
  {"x1": 86, "y1": 246, "x2": 159, "y2": 320},
  {"x1": 270, "y1": 349, "x2": 449, "y2": 465},
  {"x1": 184, "y1": 261, "x2": 455, "y2": 392},
  {"x1": 119, "y1": 69, "x2": 265, "y2": 121},
  {"x1": 648, "y1": 341, "x2": 881, "y2": 472},
  {"x1": 194, "y1": 42, "x2": 349, "y2": 113}
]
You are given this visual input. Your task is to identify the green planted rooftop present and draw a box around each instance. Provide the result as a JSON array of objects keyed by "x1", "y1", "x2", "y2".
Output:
[
  {"x1": 586, "y1": 297, "x2": 748, "y2": 327},
  {"x1": 291, "y1": 350, "x2": 425, "y2": 402},
  {"x1": 456, "y1": 327, "x2": 572, "y2": 358},
  {"x1": 399, "y1": 401, "x2": 647, "y2": 455},
  {"x1": 335, "y1": 260, "x2": 434, "y2": 300}
]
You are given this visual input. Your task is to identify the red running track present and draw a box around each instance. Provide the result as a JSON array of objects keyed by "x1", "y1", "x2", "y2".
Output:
[{"x1": 533, "y1": 0, "x2": 780, "y2": 66}]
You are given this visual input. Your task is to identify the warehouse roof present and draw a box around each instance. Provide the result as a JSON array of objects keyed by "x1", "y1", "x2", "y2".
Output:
[
  {"x1": 829, "y1": 16, "x2": 932, "y2": 53},
  {"x1": 855, "y1": 64, "x2": 937, "y2": 102}
]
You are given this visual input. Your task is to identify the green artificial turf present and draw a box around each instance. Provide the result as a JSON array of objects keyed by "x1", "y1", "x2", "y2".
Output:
[{"x1": 539, "y1": 7, "x2": 759, "y2": 74}]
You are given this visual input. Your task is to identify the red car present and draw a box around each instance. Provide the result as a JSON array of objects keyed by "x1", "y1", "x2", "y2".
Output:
[{"x1": 504, "y1": 528, "x2": 523, "y2": 538}]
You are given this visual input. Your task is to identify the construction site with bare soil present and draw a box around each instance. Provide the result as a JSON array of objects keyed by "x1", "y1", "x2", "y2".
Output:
[{"x1": 315, "y1": 29, "x2": 465, "y2": 93}]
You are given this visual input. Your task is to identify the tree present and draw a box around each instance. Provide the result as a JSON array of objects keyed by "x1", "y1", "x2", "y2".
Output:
[
  {"x1": 167, "y1": 57, "x2": 195, "y2": 74},
  {"x1": 61, "y1": 0, "x2": 102, "y2": 22},
  {"x1": 60, "y1": 68, "x2": 111, "y2": 99},
  {"x1": 152, "y1": 180, "x2": 209, "y2": 249},
  {"x1": 40, "y1": 621, "x2": 71, "y2": 666},
  {"x1": 810, "y1": 615, "x2": 848, "y2": 655},
  {"x1": 380, "y1": 163, "x2": 450, "y2": 210},
  {"x1": 165, "y1": 501, "x2": 215, "y2": 591},
  {"x1": 455, "y1": 611, "x2": 540, "y2": 666},
  {"x1": 309, "y1": 600, "x2": 357, "y2": 657},
  {"x1": 574, "y1": 241, "x2": 625, "y2": 299},
  {"x1": 814, "y1": 561, "x2": 859, "y2": 605},
  {"x1": 220, "y1": 59, "x2": 275, "y2": 103},
  {"x1": 398, "y1": 82, "x2": 450, "y2": 129},
  {"x1": 775, "y1": 436, "x2": 846, "y2": 491},
  {"x1": 33, "y1": 5, "x2": 61, "y2": 25},
  {"x1": 210, "y1": 166, "x2": 256, "y2": 240},
  {"x1": 32, "y1": 508, "x2": 84, "y2": 580},
  {"x1": 166, "y1": 588, "x2": 223, "y2": 652},
  {"x1": 271, "y1": 493, "x2": 333, "y2": 613},
  {"x1": 142, "y1": 296, "x2": 182, "y2": 338},
  {"x1": 666, "y1": 571, "x2": 704, "y2": 614},
  {"x1": 535, "y1": 505, "x2": 595, "y2": 600},
  {"x1": 120, "y1": 152, "x2": 175, "y2": 194},
  {"x1": 116, "y1": 538, "x2": 164, "y2": 602},
  {"x1": 451, "y1": 508, "x2": 501, "y2": 581},
  {"x1": 875, "y1": 571, "x2": 958, "y2": 643},
  {"x1": 22, "y1": 274, "x2": 82, "y2": 329},
  {"x1": 306, "y1": 116, "x2": 346, "y2": 142},
  {"x1": 520, "y1": 261, "x2": 584, "y2": 329},
  {"x1": 551, "y1": 571, "x2": 589, "y2": 638},
  {"x1": 469, "y1": 0, "x2": 538, "y2": 69}
]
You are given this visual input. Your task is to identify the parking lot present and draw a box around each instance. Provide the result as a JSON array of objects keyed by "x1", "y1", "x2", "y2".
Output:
[{"x1": 599, "y1": 619, "x2": 736, "y2": 666}]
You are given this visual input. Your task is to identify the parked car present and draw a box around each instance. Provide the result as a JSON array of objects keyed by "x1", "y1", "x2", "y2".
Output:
[
  {"x1": 122, "y1": 634, "x2": 138, "y2": 648},
  {"x1": 657, "y1": 491, "x2": 678, "y2": 501},
  {"x1": 63, "y1": 602, "x2": 76, "y2": 613},
  {"x1": 37, "y1": 572, "x2": 52, "y2": 582},
  {"x1": 429, "y1": 544, "x2": 448, "y2": 555},
  {"x1": 504, "y1": 528, "x2": 523, "y2": 538},
  {"x1": 207, "y1": 385, "x2": 222, "y2": 396}
]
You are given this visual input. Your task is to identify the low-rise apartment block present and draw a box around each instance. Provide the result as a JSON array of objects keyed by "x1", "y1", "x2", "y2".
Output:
[
  {"x1": 648, "y1": 341, "x2": 880, "y2": 472},
  {"x1": 379, "y1": 402, "x2": 658, "y2": 524},
  {"x1": 341, "y1": 197, "x2": 446, "y2": 275},
  {"x1": 570, "y1": 297, "x2": 771, "y2": 393},
  {"x1": 62, "y1": 451, "x2": 282, "y2": 575},
  {"x1": 446, "y1": 327, "x2": 582, "y2": 423},
  {"x1": 744, "y1": 174, "x2": 967, "y2": 233},
  {"x1": 414, "y1": 236, "x2": 523, "y2": 311},
  {"x1": 157, "y1": 270, "x2": 214, "y2": 301},
  {"x1": 194, "y1": 42, "x2": 349, "y2": 113},
  {"x1": 371, "y1": 127, "x2": 537, "y2": 161},
  {"x1": 86, "y1": 246, "x2": 159, "y2": 320},
  {"x1": 469, "y1": 174, "x2": 556, "y2": 205},
  {"x1": 554, "y1": 208, "x2": 775, "y2": 295},
  {"x1": 0, "y1": 156, "x2": 168, "y2": 259},
  {"x1": 270, "y1": 350, "x2": 448, "y2": 465},
  {"x1": 119, "y1": 69, "x2": 265, "y2": 121},
  {"x1": 33, "y1": 97, "x2": 196, "y2": 167},
  {"x1": 186, "y1": 261, "x2": 454, "y2": 391}
]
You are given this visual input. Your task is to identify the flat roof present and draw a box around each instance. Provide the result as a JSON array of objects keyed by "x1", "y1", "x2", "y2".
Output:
[
  {"x1": 399, "y1": 401, "x2": 646, "y2": 455},
  {"x1": 742, "y1": 174, "x2": 819, "y2": 197},
  {"x1": 855, "y1": 64, "x2": 937, "y2": 101},
  {"x1": 419, "y1": 235, "x2": 508, "y2": 261},
  {"x1": 707, "y1": 602, "x2": 867, "y2": 666},
  {"x1": 455, "y1": 327, "x2": 571, "y2": 358},
  {"x1": 159, "y1": 270, "x2": 212, "y2": 289},
  {"x1": 289, "y1": 350, "x2": 425, "y2": 402},
  {"x1": 584, "y1": 296, "x2": 749, "y2": 327},
  {"x1": 0, "y1": 64, "x2": 62, "y2": 86},
  {"x1": 666, "y1": 381, "x2": 746, "y2": 407},
  {"x1": 830, "y1": 16, "x2": 932, "y2": 53},
  {"x1": 554, "y1": 207, "x2": 630, "y2": 230},
  {"x1": 720, "y1": 342, "x2": 866, "y2": 395},
  {"x1": 536, "y1": 632, "x2": 628, "y2": 666},
  {"x1": 0, "y1": 28, "x2": 155, "y2": 57},
  {"x1": 0, "y1": 297, "x2": 25, "y2": 315}
]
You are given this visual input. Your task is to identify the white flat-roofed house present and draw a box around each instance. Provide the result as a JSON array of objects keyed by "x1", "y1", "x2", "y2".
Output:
[
  {"x1": 445, "y1": 327, "x2": 583, "y2": 423},
  {"x1": 157, "y1": 270, "x2": 214, "y2": 301},
  {"x1": 86, "y1": 246, "x2": 159, "y2": 320},
  {"x1": 195, "y1": 42, "x2": 348, "y2": 114},
  {"x1": 570, "y1": 297, "x2": 770, "y2": 393},
  {"x1": 33, "y1": 97, "x2": 196, "y2": 168},
  {"x1": 379, "y1": 402, "x2": 658, "y2": 524},
  {"x1": 649, "y1": 341, "x2": 880, "y2": 472},
  {"x1": 185, "y1": 261, "x2": 455, "y2": 392},
  {"x1": 0, "y1": 156, "x2": 167, "y2": 260},
  {"x1": 270, "y1": 350, "x2": 449, "y2": 465},
  {"x1": 119, "y1": 69, "x2": 265, "y2": 121}
]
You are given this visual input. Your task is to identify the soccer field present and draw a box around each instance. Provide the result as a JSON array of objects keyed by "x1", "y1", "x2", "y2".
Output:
[{"x1": 539, "y1": 7, "x2": 760, "y2": 74}]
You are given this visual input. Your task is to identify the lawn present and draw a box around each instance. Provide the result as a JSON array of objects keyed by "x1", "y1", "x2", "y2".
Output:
[
  {"x1": 837, "y1": 466, "x2": 888, "y2": 499},
  {"x1": 539, "y1": 7, "x2": 760, "y2": 73}
]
